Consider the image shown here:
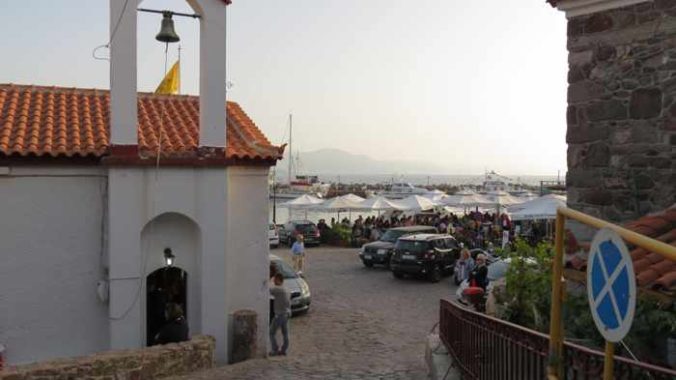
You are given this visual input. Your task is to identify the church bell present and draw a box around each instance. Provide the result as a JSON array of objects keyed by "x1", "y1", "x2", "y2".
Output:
[{"x1": 156, "y1": 11, "x2": 180, "y2": 43}]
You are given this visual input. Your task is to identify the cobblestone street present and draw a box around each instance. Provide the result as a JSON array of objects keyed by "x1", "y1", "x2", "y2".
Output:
[{"x1": 169, "y1": 246, "x2": 457, "y2": 380}]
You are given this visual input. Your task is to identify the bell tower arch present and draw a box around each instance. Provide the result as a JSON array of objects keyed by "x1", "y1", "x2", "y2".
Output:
[{"x1": 109, "y1": 0, "x2": 228, "y2": 151}]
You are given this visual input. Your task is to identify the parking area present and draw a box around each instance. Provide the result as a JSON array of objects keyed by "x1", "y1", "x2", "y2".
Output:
[{"x1": 171, "y1": 246, "x2": 457, "y2": 380}]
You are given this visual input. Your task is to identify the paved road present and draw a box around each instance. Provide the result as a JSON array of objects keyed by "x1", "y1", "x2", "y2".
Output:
[{"x1": 170, "y1": 246, "x2": 457, "y2": 380}]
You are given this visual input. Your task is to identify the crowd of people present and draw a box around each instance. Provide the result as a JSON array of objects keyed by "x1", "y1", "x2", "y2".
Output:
[{"x1": 316, "y1": 210, "x2": 549, "y2": 250}]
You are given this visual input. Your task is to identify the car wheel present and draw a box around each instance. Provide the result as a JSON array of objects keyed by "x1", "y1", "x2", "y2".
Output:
[
  {"x1": 363, "y1": 260, "x2": 374, "y2": 268},
  {"x1": 392, "y1": 271, "x2": 404, "y2": 279},
  {"x1": 429, "y1": 267, "x2": 442, "y2": 283}
]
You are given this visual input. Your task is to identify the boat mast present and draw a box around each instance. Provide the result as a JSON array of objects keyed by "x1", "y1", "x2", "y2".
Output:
[{"x1": 288, "y1": 114, "x2": 293, "y2": 184}]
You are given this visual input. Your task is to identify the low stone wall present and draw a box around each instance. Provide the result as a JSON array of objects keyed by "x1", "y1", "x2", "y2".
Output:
[{"x1": 0, "y1": 335, "x2": 214, "y2": 380}]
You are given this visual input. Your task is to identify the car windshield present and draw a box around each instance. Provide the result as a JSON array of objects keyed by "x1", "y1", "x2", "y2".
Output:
[
  {"x1": 271, "y1": 259, "x2": 298, "y2": 279},
  {"x1": 380, "y1": 229, "x2": 407, "y2": 243},
  {"x1": 296, "y1": 224, "x2": 315, "y2": 232},
  {"x1": 395, "y1": 240, "x2": 428, "y2": 253}
]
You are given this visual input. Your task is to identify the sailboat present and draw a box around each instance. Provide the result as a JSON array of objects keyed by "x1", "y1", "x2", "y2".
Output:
[{"x1": 271, "y1": 115, "x2": 330, "y2": 201}]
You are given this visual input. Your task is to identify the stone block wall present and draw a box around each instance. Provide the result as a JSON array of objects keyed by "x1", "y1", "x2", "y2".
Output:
[
  {"x1": 0, "y1": 335, "x2": 214, "y2": 380},
  {"x1": 566, "y1": 0, "x2": 676, "y2": 222}
]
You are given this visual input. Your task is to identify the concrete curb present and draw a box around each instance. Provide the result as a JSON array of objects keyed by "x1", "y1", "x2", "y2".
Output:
[{"x1": 425, "y1": 333, "x2": 461, "y2": 380}]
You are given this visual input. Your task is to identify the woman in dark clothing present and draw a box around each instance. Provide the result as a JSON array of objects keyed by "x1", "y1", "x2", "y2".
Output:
[
  {"x1": 469, "y1": 254, "x2": 489, "y2": 290},
  {"x1": 154, "y1": 303, "x2": 189, "y2": 345}
]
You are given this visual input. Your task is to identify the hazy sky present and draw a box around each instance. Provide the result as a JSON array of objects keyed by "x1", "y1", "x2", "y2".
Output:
[{"x1": 0, "y1": 1, "x2": 568, "y2": 175}]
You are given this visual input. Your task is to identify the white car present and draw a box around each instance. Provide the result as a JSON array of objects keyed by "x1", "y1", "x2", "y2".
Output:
[
  {"x1": 270, "y1": 254, "x2": 311, "y2": 315},
  {"x1": 268, "y1": 223, "x2": 280, "y2": 248}
]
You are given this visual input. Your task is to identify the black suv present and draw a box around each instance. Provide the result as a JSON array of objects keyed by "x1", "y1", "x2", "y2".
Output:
[
  {"x1": 390, "y1": 234, "x2": 459, "y2": 282},
  {"x1": 280, "y1": 220, "x2": 321, "y2": 246},
  {"x1": 359, "y1": 226, "x2": 437, "y2": 268}
]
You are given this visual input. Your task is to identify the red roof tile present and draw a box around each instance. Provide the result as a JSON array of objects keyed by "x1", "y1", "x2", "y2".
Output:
[
  {"x1": 570, "y1": 205, "x2": 676, "y2": 296},
  {"x1": 0, "y1": 84, "x2": 283, "y2": 163},
  {"x1": 625, "y1": 206, "x2": 676, "y2": 294},
  {"x1": 637, "y1": 269, "x2": 661, "y2": 287}
]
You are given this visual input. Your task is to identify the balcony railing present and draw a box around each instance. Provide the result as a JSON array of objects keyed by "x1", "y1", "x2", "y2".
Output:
[{"x1": 439, "y1": 298, "x2": 676, "y2": 380}]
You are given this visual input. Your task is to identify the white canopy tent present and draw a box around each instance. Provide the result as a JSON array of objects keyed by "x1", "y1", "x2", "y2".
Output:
[
  {"x1": 508, "y1": 194, "x2": 567, "y2": 221},
  {"x1": 485, "y1": 191, "x2": 527, "y2": 208},
  {"x1": 423, "y1": 189, "x2": 447, "y2": 202},
  {"x1": 397, "y1": 195, "x2": 439, "y2": 211},
  {"x1": 311, "y1": 196, "x2": 363, "y2": 221},
  {"x1": 442, "y1": 193, "x2": 493, "y2": 207},
  {"x1": 312, "y1": 197, "x2": 363, "y2": 211},
  {"x1": 355, "y1": 195, "x2": 405, "y2": 211},
  {"x1": 279, "y1": 194, "x2": 324, "y2": 208},
  {"x1": 340, "y1": 193, "x2": 366, "y2": 203}
]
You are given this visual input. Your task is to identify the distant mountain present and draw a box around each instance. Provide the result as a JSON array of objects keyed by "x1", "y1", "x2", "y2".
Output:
[{"x1": 275, "y1": 148, "x2": 448, "y2": 177}]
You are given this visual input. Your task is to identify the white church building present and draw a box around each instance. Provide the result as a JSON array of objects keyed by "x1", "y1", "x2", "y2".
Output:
[{"x1": 0, "y1": 0, "x2": 281, "y2": 365}]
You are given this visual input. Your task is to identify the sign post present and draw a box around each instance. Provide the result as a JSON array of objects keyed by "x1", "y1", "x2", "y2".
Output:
[{"x1": 586, "y1": 228, "x2": 637, "y2": 380}]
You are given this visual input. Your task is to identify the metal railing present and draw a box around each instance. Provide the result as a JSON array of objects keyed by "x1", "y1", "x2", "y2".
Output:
[
  {"x1": 440, "y1": 298, "x2": 676, "y2": 380},
  {"x1": 440, "y1": 298, "x2": 549, "y2": 380}
]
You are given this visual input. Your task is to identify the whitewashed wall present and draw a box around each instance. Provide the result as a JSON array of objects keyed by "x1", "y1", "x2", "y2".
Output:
[
  {"x1": 225, "y1": 166, "x2": 270, "y2": 358},
  {"x1": 108, "y1": 165, "x2": 269, "y2": 363},
  {"x1": 0, "y1": 166, "x2": 109, "y2": 364}
]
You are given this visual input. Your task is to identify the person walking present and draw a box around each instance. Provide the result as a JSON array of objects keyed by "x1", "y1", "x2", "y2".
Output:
[
  {"x1": 269, "y1": 273, "x2": 291, "y2": 356},
  {"x1": 291, "y1": 234, "x2": 305, "y2": 273}
]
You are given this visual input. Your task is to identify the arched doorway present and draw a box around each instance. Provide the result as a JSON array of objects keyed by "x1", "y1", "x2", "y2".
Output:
[
  {"x1": 146, "y1": 266, "x2": 188, "y2": 346},
  {"x1": 140, "y1": 212, "x2": 201, "y2": 346}
]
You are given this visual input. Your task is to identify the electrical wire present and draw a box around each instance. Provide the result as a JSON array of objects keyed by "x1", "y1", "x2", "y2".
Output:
[{"x1": 91, "y1": 0, "x2": 131, "y2": 62}]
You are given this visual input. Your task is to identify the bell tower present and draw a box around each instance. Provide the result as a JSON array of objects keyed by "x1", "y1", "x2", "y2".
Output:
[
  {"x1": 109, "y1": 0, "x2": 228, "y2": 153},
  {"x1": 107, "y1": 0, "x2": 232, "y2": 363}
]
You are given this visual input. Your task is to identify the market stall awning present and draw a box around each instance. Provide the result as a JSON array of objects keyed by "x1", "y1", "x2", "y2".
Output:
[
  {"x1": 508, "y1": 194, "x2": 567, "y2": 221},
  {"x1": 340, "y1": 193, "x2": 366, "y2": 203},
  {"x1": 355, "y1": 196, "x2": 405, "y2": 211},
  {"x1": 397, "y1": 195, "x2": 439, "y2": 211},
  {"x1": 311, "y1": 196, "x2": 362, "y2": 211},
  {"x1": 279, "y1": 194, "x2": 324, "y2": 208}
]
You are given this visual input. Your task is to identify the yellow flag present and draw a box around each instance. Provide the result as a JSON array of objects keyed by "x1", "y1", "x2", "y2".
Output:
[{"x1": 155, "y1": 61, "x2": 180, "y2": 95}]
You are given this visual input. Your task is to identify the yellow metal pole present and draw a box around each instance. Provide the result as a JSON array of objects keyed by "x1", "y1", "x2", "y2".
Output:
[
  {"x1": 603, "y1": 341, "x2": 614, "y2": 380},
  {"x1": 558, "y1": 207, "x2": 676, "y2": 260},
  {"x1": 547, "y1": 211, "x2": 566, "y2": 379}
]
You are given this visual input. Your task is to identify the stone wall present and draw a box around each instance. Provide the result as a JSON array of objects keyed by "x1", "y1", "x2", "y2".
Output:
[
  {"x1": 566, "y1": 0, "x2": 676, "y2": 222},
  {"x1": 0, "y1": 336, "x2": 214, "y2": 380}
]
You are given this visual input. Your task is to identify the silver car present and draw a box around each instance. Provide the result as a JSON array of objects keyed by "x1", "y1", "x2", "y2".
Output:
[{"x1": 270, "y1": 254, "x2": 311, "y2": 315}]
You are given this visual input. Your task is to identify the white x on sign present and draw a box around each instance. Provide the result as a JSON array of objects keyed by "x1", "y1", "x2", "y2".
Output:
[{"x1": 587, "y1": 228, "x2": 636, "y2": 343}]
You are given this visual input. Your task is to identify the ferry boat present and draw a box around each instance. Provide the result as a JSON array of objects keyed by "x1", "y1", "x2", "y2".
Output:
[
  {"x1": 377, "y1": 182, "x2": 427, "y2": 199},
  {"x1": 274, "y1": 175, "x2": 329, "y2": 201}
]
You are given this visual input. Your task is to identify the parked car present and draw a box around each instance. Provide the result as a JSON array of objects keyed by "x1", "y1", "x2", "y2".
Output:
[
  {"x1": 359, "y1": 226, "x2": 437, "y2": 268},
  {"x1": 390, "y1": 234, "x2": 460, "y2": 282},
  {"x1": 279, "y1": 220, "x2": 321, "y2": 246},
  {"x1": 270, "y1": 254, "x2": 311, "y2": 315},
  {"x1": 269, "y1": 223, "x2": 280, "y2": 248}
]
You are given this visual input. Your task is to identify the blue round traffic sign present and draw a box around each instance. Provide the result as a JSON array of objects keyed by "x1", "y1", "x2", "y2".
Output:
[{"x1": 586, "y1": 228, "x2": 636, "y2": 343}]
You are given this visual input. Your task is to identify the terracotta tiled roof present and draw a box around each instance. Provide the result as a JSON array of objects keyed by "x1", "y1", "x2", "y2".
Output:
[
  {"x1": 567, "y1": 205, "x2": 676, "y2": 296},
  {"x1": 623, "y1": 206, "x2": 676, "y2": 293},
  {"x1": 0, "y1": 84, "x2": 283, "y2": 163}
]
